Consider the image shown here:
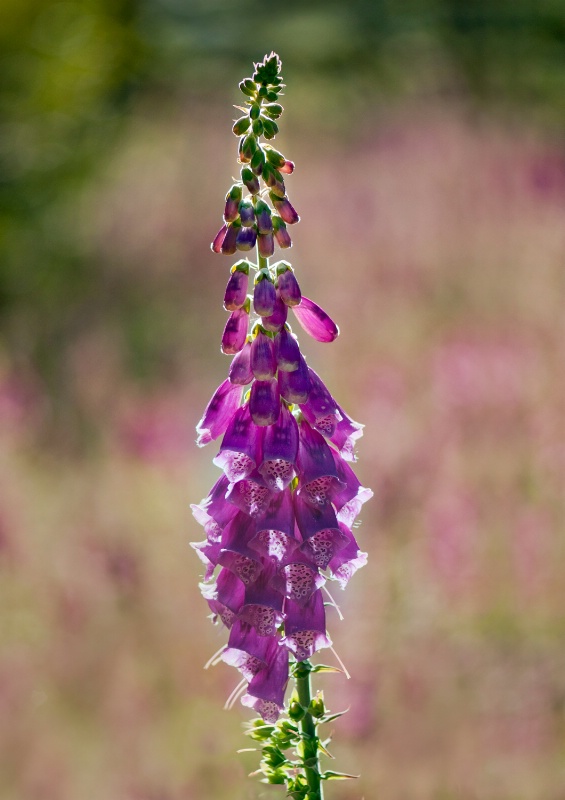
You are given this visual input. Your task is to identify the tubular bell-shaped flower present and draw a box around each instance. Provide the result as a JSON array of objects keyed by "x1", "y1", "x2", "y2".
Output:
[{"x1": 194, "y1": 53, "x2": 371, "y2": 791}]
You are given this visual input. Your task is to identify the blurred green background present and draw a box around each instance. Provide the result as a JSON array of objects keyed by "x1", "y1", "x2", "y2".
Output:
[{"x1": 1, "y1": 1, "x2": 565, "y2": 798}]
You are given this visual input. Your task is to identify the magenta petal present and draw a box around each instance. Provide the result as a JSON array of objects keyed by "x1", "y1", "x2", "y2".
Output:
[
  {"x1": 223, "y1": 620, "x2": 274, "y2": 680},
  {"x1": 282, "y1": 589, "x2": 331, "y2": 661},
  {"x1": 272, "y1": 556, "x2": 325, "y2": 605},
  {"x1": 195, "y1": 379, "x2": 243, "y2": 446},
  {"x1": 228, "y1": 341, "x2": 253, "y2": 385},
  {"x1": 253, "y1": 276, "x2": 276, "y2": 317},
  {"x1": 191, "y1": 474, "x2": 238, "y2": 531},
  {"x1": 249, "y1": 378, "x2": 280, "y2": 426},
  {"x1": 328, "y1": 524, "x2": 368, "y2": 589},
  {"x1": 224, "y1": 269, "x2": 249, "y2": 310},
  {"x1": 261, "y1": 291, "x2": 288, "y2": 333},
  {"x1": 201, "y1": 567, "x2": 245, "y2": 628},
  {"x1": 222, "y1": 307, "x2": 249, "y2": 355},
  {"x1": 249, "y1": 488, "x2": 298, "y2": 562},
  {"x1": 299, "y1": 368, "x2": 340, "y2": 437},
  {"x1": 241, "y1": 638, "x2": 289, "y2": 722},
  {"x1": 296, "y1": 419, "x2": 342, "y2": 506},
  {"x1": 278, "y1": 353, "x2": 310, "y2": 404},
  {"x1": 329, "y1": 403, "x2": 364, "y2": 461},
  {"x1": 274, "y1": 328, "x2": 301, "y2": 372},
  {"x1": 226, "y1": 471, "x2": 273, "y2": 517},
  {"x1": 294, "y1": 493, "x2": 349, "y2": 568},
  {"x1": 277, "y1": 269, "x2": 301, "y2": 307},
  {"x1": 292, "y1": 296, "x2": 339, "y2": 343},
  {"x1": 239, "y1": 562, "x2": 284, "y2": 636},
  {"x1": 251, "y1": 330, "x2": 277, "y2": 381},
  {"x1": 258, "y1": 405, "x2": 298, "y2": 491},
  {"x1": 218, "y1": 512, "x2": 263, "y2": 585},
  {"x1": 213, "y1": 403, "x2": 262, "y2": 482},
  {"x1": 211, "y1": 223, "x2": 227, "y2": 253}
]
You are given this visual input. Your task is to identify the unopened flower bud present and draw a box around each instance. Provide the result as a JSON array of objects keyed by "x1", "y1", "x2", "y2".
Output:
[
  {"x1": 238, "y1": 137, "x2": 251, "y2": 164},
  {"x1": 236, "y1": 225, "x2": 257, "y2": 252},
  {"x1": 270, "y1": 193, "x2": 300, "y2": 225},
  {"x1": 250, "y1": 147, "x2": 265, "y2": 176},
  {"x1": 252, "y1": 119, "x2": 263, "y2": 136},
  {"x1": 262, "y1": 118, "x2": 279, "y2": 139},
  {"x1": 239, "y1": 79, "x2": 256, "y2": 97},
  {"x1": 250, "y1": 103, "x2": 261, "y2": 120},
  {"x1": 232, "y1": 116, "x2": 250, "y2": 136},
  {"x1": 272, "y1": 216, "x2": 292, "y2": 249},
  {"x1": 265, "y1": 147, "x2": 285, "y2": 168},
  {"x1": 223, "y1": 261, "x2": 249, "y2": 310},
  {"x1": 279, "y1": 160, "x2": 295, "y2": 175},
  {"x1": 255, "y1": 199, "x2": 273, "y2": 234},
  {"x1": 221, "y1": 299, "x2": 250, "y2": 354},
  {"x1": 274, "y1": 327, "x2": 301, "y2": 371},
  {"x1": 262, "y1": 291, "x2": 288, "y2": 332},
  {"x1": 253, "y1": 271, "x2": 276, "y2": 316},
  {"x1": 211, "y1": 223, "x2": 227, "y2": 253},
  {"x1": 224, "y1": 184, "x2": 242, "y2": 222},
  {"x1": 242, "y1": 167, "x2": 260, "y2": 195},
  {"x1": 249, "y1": 378, "x2": 280, "y2": 426},
  {"x1": 241, "y1": 133, "x2": 256, "y2": 161},
  {"x1": 266, "y1": 90, "x2": 278, "y2": 102},
  {"x1": 288, "y1": 702, "x2": 305, "y2": 721},
  {"x1": 258, "y1": 232, "x2": 274, "y2": 258},
  {"x1": 276, "y1": 263, "x2": 301, "y2": 306},
  {"x1": 263, "y1": 164, "x2": 285, "y2": 198},
  {"x1": 238, "y1": 199, "x2": 255, "y2": 227},
  {"x1": 221, "y1": 221, "x2": 240, "y2": 255},
  {"x1": 251, "y1": 328, "x2": 276, "y2": 380},
  {"x1": 278, "y1": 353, "x2": 310, "y2": 403},
  {"x1": 263, "y1": 104, "x2": 283, "y2": 120},
  {"x1": 228, "y1": 340, "x2": 253, "y2": 385},
  {"x1": 292, "y1": 296, "x2": 339, "y2": 342}
]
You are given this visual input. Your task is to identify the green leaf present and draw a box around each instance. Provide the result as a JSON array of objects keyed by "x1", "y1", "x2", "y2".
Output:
[{"x1": 321, "y1": 771, "x2": 360, "y2": 781}]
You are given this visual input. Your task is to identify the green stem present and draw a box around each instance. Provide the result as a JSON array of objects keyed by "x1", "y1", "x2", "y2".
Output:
[
  {"x1": 258, "y1": 253, "x2": 269, "y2": 272},
  {"x1": 295, "y1": 661, "x2": 324, "y2": 799}
]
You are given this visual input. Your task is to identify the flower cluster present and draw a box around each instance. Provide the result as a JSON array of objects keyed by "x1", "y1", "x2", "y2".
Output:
[{"x1": 192, "y1": 54, "x2": 371, "y2": 726}]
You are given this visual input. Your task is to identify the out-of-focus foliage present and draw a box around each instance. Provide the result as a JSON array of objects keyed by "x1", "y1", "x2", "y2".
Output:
[{"x1": 1, "y1": 0, "x2": 565, "y2": 440}]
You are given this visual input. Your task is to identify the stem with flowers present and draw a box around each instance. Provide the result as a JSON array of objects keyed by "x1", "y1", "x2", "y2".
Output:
[{"x1": 192, "y1": 53, "x2": 371, "y2": 798}]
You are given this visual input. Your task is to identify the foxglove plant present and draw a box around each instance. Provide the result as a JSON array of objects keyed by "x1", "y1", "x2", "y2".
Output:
[{"x1": 192, "y1": 53, "x2": 371, "y2": 798}]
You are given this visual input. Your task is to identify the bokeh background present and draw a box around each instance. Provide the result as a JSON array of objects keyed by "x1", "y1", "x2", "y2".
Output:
[{"x1": 2, "y1": 1, "x2": 565, "y2": 798}]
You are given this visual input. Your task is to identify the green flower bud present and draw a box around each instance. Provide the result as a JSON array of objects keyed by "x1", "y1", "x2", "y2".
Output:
[
  {"x1": 265, "y1": 146, "x2": 285, "y2": 168},
  {"x1": 239, "y1": 79, "x2": 256, "y2": 97},
  {"x1": 309, "y1": 693, "x2": 325, "y2": 719},
  {"x1": 250, "y1": 103, "x2": 260, "y2": 120},
  {"x1": 262, "y1": 118, "x2": 279, "y2": 140},
  {"x1": 258, "y1": 86, "x2": 268, "y2": 98},
  {"x1": 241, "y1": 133, "x2": 257, "y2": 161},
  {"x1": 241, "y1": 167, "x2": 260, "y2": 194},
  {"x1": 266, "y1": 90, "x2": 279, "y2": 102},
  {"x1": 288, "y1": 701, "x2": 305, "y2": 721},
  {"x1": 232, "y1": 116, "x2": 251, "y2": 136},
  {"x1": 250, "y1": 146, "x2": 265, "y2": 175},
  {"x1": 252, "y1": 118, "x2": 264, "y2": 136},
  {"x1": 264, "y1": 103, "x2": 283, "y2": 120}
]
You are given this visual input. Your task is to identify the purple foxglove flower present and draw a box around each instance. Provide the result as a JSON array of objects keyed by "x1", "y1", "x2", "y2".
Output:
[
  {"x1": 261, "y1": 291, "x2": 288, "y2": 333},
  {"x1": 272, "y1": 216, "x2": 292, "y2": 249},
  {"x1": 255, "y1": 199, "x2": 273, "y2": 234},
  {"x1": 276, "y1": 264, "x2": 301, "y2": 307},
  {"x1": 299, "y1": 367, "x2": 340, "y2": 437},
  {"x1": 213, "y1": 403, "x2": 262, "y2": 482},
  {"x1": 249, "y1": 378, "x2": 280, "y2": 427},
  {"x1": 253, "y1": 273, "x2": 276, "y2": 317},
  {"x1": 226, "y1": 471, "x2": 272, "y2": 518},
  {"x1": 328, "y1": 524, "x2": 368, "y2": 589},
  {"x1": 211, "y1": 223, "x2": 227, "y2": 253},
  {"x1": 218, "y1": 512, "x2": 263, "y2": 585},
  {"x1": 329, "y1": 403, "x2": 364, "y2": 461},
  {"x1": 274, "y1": 327, "x2": 301, "y2": 372},
  {"x1": 239, "y1": 561, "x2": 284, "y2": 636},
  {"x1": 270, "y1": 192, "x2": 300, "y2": 224},
  {"x1": 236, "y1": 225, "x2": 257, "y2": 252},
  {"x1": 279, "y1": 159, "x2": 295, "y2": 174},
  {"x1": 241, "y1": 637, "x2": 289, "y2": 722},
  {"x1": 294, "y1": 493, "x2": 349, "y2": 568},
  {"x1": 258, "y1": 404, "x2": 298, "y2": 491},
  {"x1": 296, "y1": 419, "x2": 342, "y2": 505},
  {"x1": 331, "y1": 449, "x2": 374, "y2": 528},
  {"x1": 281, "y1": 589, "x2": 331, "y2": 662},
  {"x1": 201, "y1": 567, "x2": 245, "y2": 628},
  {"x1": 249, "y1": 488, "x2": 298, "y2": 562},
  {"x1": 223, "y1": 262, "x2": 249, "y2": 310},
  {"x1": 195, "y1": 379, "x2": 243, "y2": 446},
  {"x1": 224, "y1": 184, "x2": 242, "y2": 222},
  {"x1": 278, "y1": 352, "x2": 310, "y2": 404},
  {"x1": 241, "y1": 167, "x2": 259, "y2": 195},
  {"x1": 221, "y1": 221, "x2": 240, "y2": 255},
  {"x1": 221, "y1": 305, "x2": 249, "y2": 355},
  {"x1": 223, "y1": 620, "x2": 275, "y2": 681},
  {"x1": 250, "y1": 329, "x2": 276, "y2": 381},
  {"x1": 292, "y1": 296, "x2": 339, "y2": 343},
  {"x1": 258, "y1": 232, "x2": 275, "y2": 258},
  {"x1": 228, "y1": 340, "x2": 253, "y2": 385},
  {"x1": 191, "y1": 474, "x2": 239, "y2": 534},
  {"x1": 238, "y1": 198, "x2": 255, "y2": 227},
  {"x1": 272, "y1": 553, "x2": 325, "y2": 606}
]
